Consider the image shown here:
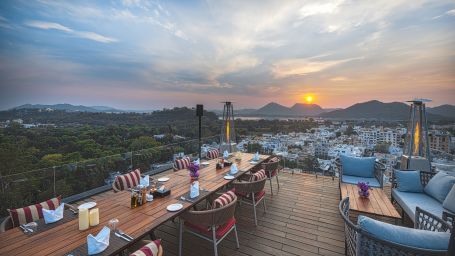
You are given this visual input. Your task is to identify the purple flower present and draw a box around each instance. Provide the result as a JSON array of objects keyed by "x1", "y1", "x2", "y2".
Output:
[
  {"x1": 357, "y1": 182, "x2": 370, "y2": 192},
  {"x1": 188, "y1": 163, "x2": 200, "y2": 177}
]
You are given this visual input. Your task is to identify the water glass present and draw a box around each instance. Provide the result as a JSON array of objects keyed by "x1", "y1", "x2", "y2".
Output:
[{"x1": 108, "y1": 218, "x2": 119, "y2": 232}]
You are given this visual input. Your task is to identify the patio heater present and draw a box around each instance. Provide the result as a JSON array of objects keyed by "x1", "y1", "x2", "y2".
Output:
[
  {"x1": 220, "y1": 101, "x2": 237, "y2": 153},
  {"x1": 400, "y1": 99, "x2": 432, "y2": 172}
]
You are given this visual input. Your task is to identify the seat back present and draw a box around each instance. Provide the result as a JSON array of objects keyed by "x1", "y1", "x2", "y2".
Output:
[
  {"x1": 181, "y1": 197, "x2": 237, "y2": 227},
  {"x1": 112, "y1": 169, "x2": 141, "y2": 192},
  {"x1": 233, "y1": 178, "x2": 267, "y2": 195},
  {"x1": 262, "y1": 159, "x2": 279, "y2": 177}
]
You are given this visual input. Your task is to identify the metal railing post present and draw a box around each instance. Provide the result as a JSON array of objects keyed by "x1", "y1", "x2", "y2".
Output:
[{"x1": 53, "y1": 166, "x2": 56, "y2": 197}]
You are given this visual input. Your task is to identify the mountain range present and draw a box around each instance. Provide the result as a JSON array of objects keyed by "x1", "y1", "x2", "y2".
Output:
[{"x1": 9, "y1": 101, "x2": 455, "y2": 120}]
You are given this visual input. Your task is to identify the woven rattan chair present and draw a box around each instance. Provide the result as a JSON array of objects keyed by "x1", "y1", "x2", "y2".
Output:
[
  {"x1": 391, "y1": 170, "x2": 455, "y2": 225},
  {"x1": 335, "y1": 157, "x2": 386, "y2": 188},
  {"x1": 232, "y1": 174, "x2": 267, "y2": 226},
  {"x1": 178, "y1": 197, "x2": 239, "y2": 256},
  {"x1": 0, "y1": 203, "x2": 78, "y2": 233},
  {"x1": 261, "y1": 158, "x2": 280, "y2": 196},
  {"x1": 339, "y1": 197, "x2": 453, "y2": 256}
]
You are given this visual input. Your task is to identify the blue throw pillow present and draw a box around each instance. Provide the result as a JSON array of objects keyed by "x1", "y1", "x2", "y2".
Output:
[
  {"x1": 358, "y1": 215, "x2": 450, "y2": 251},
  {"x1": 443, "y1": 184, "x2": 455, "y2": 213},
  {"x1": 395, "y1": 170, "x2": 423, "y2": 193},
  {"x1": 340, "y1": 155, "x2": 375, "y2": 178},
  {"x1": 424, "y1": 171, "x2": 455, "y2": 203}
]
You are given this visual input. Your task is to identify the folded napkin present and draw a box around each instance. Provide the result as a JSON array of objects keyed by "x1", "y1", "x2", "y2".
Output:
[
  {"x1": 140, "y1": 175, "x2": 150, "y2": 187},
  {"x1": 43, "y1": 203, "x2": 65, "y2": 224},
  {"x1": 223, "y1": 150, "x2": 229, "y2": 159},
  {"x1": 230, "y1": 163, "x2": 238, "y2": 175},
  {"x1": 190, "y1": 181, "x2": 200, "y2": 199},
  {"x1": 253, "y1": 152, "x2": 259, "y2": 161},
  {"x1": 194, "y1": 158, "x2": 200, "y2": 165},
  {"x1": 87, "y1": 226, "x2": 111, "y2": 255}
]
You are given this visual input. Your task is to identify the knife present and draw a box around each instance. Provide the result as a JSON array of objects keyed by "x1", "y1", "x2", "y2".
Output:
[
  {"x1": 114, "y1": 231, "x2": 131, "y2": 242},
  {"x1": 117, "y1": 229, "x2": 134, "y2": 241}
]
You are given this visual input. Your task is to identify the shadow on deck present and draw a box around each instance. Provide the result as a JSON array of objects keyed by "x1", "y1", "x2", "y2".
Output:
[{"x1": 156, "y1": 172, "x2": 345, "y2": 256}]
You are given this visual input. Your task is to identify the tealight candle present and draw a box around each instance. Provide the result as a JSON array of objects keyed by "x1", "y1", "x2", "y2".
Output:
[
  {"x1": 79, "y1": 208, "x2": 89, "y2": 230},
  {"x1": 89, "y1": 208, "x2": 100, "y2": 226}
]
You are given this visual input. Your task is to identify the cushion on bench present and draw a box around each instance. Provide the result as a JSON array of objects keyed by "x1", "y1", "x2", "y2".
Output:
[
  {"x1": 342, "y1": 175, "x2": 381, "y2": 188},
  {"x1": 443, "y1": 184, "x2": 455, "y2": 213},
  {"x1": 340, "y1": 155, "x2": 375, "y2": 178},
  {"x1": 392, "y1": 189, "x2": 449, "y2": 220},
  {"x1": 424, "y1": 171, "x2": 455, "y2": 203},
  {"x1": 358, "y1": 215, "x2": 450, "y2": 251},
  {"x1": 395, "y1": 170, "x2": 423, "y2": 193}
]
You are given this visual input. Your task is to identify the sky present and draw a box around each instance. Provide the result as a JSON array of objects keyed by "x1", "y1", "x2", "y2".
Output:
[{"x1": 0, "y1": 0, "x2": 454, "y2": 110}]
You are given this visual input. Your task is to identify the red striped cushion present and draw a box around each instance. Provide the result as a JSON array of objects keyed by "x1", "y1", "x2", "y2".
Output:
[
  {"x1": 114, "y1": 169, "x2": 141, "y2": 191},
  {"x1": 206, "y1": 149, "x2": 219, "y2": 159},
  {"x1": 8, "y1": 196, "x2": 61, "y2": 227},
  {"x1": 130, "y1": 239, "x2": 161, "y2": 256},
  {"x1": 269, "y1": 157, "x2": 279, "y2": 163},
  {"x1": 173, "y1": 157, "x2": 191, "y2": 170},
  {"x1": 251, "y1": 169, "x2": 266, "y2": 181},
  {"x1": 213, "y1": 190, "x2": 236, "y2": 209}
]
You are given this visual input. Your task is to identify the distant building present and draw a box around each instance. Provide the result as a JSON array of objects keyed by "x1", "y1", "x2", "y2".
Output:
[
  {"x1": 429, "y1": 131, "x2": 450, "y2": 153},
  {"x1": 314, "y1": 140, "x2": 329, "y2": 159}
]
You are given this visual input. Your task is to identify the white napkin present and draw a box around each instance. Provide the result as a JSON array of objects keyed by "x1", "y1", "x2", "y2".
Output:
[
  {"x1": 253, "y1": 152, "x2": 259, "y2": 161},
  {"x1": 190, "y1": 181, "x2": 200, "y2": 199},
  {"x1": 42, "y1": 203, "x2": 64, "y2": 224},
  {"x1": 194, "y1": 158, "x2": 200, "y2": 165},
  {"x1": 223, "y1": 150, "x2": 229, "y2": 159},
  {"x1": 140, "y1": 175, "x2": 150, "y2": 187},
  {"x1": 230, "y1": 163, "x2": 238, "y2": 175},
  {"x1": 87, "y1": 226, "x2": 111, "y2": 255}
]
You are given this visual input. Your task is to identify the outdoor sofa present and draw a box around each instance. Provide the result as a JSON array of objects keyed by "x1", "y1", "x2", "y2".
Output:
[{"x1": 335, "y1": 155, "x2": 386, "y2": 188}]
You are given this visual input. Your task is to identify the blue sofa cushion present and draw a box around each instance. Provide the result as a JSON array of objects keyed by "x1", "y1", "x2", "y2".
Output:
[
  {"x1": 340, "y1": 155, "x2": 376, "y2": 178},
  {"x1": 358, "y1": 215, "x2": 450, "y2": 251},
  {"x1": 392, "y1": 189, "x2": 449, "y2": 221},
  {"x1": 395, "y1": 170, "x2": 423, "y2": 193},
  {"x1": 424, "y1": 171, "x2": 455, "y2": 203},
  {"x1": 342, "y1": 175, "x2": 381, "y2": 188},
  {"x1": 443, "y1": 184, "x2": 455, "y2": 213}
]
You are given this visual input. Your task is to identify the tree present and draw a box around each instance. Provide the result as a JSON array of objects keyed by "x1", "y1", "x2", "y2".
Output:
[
  {"x1": 374, "y1": 142, "x2": 390, "y2": 153},
  {"x1": 345, "y1": 125, "x2": 355, "y2": 136}
]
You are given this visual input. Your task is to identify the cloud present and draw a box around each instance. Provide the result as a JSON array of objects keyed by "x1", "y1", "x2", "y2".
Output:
[
  {"x1": 330, "y1": 76, "x2": 349, "y2": 82},
  {"x1": 299, "y1": 1, "x2": 342, "y2": 18},
  {"x1": 447, "y1": 9, "x2": 455, "y2": 16},
  {"x1": 25, "y1": 20, "x2": 117, "y2": 43},
  {"x1": 272, "y1": 57, "x2": 360, "y2": 78},
  {"x1": 25, "y1": 20, "x2": 73, "y2": 32}
]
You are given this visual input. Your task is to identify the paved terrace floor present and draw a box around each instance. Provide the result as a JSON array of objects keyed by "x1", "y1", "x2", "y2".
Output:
[{"x1": 78, "y1": 172, "x2": 346, "y2": 256}]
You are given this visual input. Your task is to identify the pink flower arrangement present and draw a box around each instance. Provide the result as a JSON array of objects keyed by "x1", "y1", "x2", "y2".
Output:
[{"x1": 357, "y1": 182, "x2": 370, "y2": 198}]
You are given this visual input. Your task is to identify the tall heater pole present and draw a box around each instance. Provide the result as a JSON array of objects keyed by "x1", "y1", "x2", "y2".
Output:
[{"x1": 196, "y1": 104, "x2": 203, "y2": 159}]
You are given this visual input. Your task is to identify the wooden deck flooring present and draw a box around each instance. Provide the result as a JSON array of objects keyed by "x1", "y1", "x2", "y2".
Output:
[{"x1": 154, "y1": 172, "x2": 345, "y2": 256}]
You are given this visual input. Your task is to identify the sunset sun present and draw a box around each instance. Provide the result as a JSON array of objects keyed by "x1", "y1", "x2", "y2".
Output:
[{"x1": 305, "y1": 95, "x2": 314, "y2": 104}]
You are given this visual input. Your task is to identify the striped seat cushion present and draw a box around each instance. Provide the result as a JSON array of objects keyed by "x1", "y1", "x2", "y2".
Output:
[
  {"x1": 8, "y1": 196, "x2": 61, "y2": 227},
  {"x1": 213, "y1": 190, "x2": 236, "y2": 209},
  {"x1": 250, "y1": 169, "x2": 266, "y2": 181},
  {"x1": 173, "y1": 157, "x2": 191, "y2": 171},
  {"x1": 130, "y1": 239, "x2": 161, "y2": 256},
  {"x1": 206, "y1": 149, "x2": 219, "y2": 159},
  {"x1": 114, "y1": 169, "x2": 141, "y2": 191}
]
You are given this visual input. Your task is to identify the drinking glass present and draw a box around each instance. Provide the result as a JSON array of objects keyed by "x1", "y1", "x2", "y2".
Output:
[{"x1": 108, "y1": 218, "x2": 119, "y2": 232}]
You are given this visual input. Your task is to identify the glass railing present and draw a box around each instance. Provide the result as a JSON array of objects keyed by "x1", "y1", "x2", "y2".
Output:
[{"x1": 0, "y1": 135, "x2": 220, "y2": 217}]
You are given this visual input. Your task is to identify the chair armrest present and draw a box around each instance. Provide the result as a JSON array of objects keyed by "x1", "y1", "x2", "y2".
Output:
[
  {"x1": 374, "y1": 161, "x2": 386, "y2": 188},
  {"x1": 443, "y1": 211, "x2": 455, "y2": 228},
  {"x1": 334, "y1": 158, "x2": 342, "y2": 181},
  {"x1": 0, "y1": 216, "x2": 13, "y2": 233},
  {"x1": 415, "y1": 207, "x2": 452, "y2": 232}
]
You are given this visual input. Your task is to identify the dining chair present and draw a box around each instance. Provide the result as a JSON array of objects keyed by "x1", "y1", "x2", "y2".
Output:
[
  {"x1": 112, "y1": 168, "x2": 141, "y2": 192},
  {"x1": 178, "y1": 191, "x2": 239, "y2": 256},
  {"x1": 232, "y1": 170, "x2": 267, "y2": 226},
  {"x1": 206, "y1": 148, "x2": 220, "y2": 159},
  {"x1": 1, "y1": 196, "x2": 77, "y2": 232},
  {"x1": 261, "y1": 157, "x2": 281, "y2": 196},
  {"x1": 129, "y1": 239, "x2": 163, "y2": 256}
]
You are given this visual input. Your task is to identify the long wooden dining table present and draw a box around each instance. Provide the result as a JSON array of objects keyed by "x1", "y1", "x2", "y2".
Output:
[{"x1": 0, "y1": 152, "x2": 270, "y2": 256}]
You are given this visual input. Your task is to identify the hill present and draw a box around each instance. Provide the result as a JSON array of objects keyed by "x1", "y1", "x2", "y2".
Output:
[
  {"x1": 253, "y1": 102, "x2": 294, "y2": 116},
  {"x1": 290, "y1": 103, "x2": 325, "y2": 116},
  {"x1": 252, "y1": 102, "x2": 328, "y2": 117},
  {"x1": 13, "y1": 104, "x2": 124, "y2": 113},
  {"x1": 428, "y1": 104, "x2": 455, "y2": 119},
  {"x1": 320, "y1": 100, "x2": 449, "y2": 120}
]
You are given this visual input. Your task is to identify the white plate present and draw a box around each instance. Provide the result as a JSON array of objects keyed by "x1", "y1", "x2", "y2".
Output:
[
  {"x1": 201, "y1": 161, "x2": 210, "y2": 165},
  {"x1": 250, "y1": 161, "x2": 258, "y2": 165},
  {"x1": 166, "y1": 203, "x2": 183, "y2": 212},
  {"x1": 224, "y1": 175, "x2": 235, "y2": 180},
  {"x1": 158, "y1": 177, "x2": 170, "y2": 182},
  {"x1": 78, "y1": 202, "x2": 96, "y2": 210}
]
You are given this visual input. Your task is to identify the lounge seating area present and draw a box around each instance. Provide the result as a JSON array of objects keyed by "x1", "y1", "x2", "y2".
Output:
[{"x1": 335, "y1": 155, "x2": 386, "y2": 188}]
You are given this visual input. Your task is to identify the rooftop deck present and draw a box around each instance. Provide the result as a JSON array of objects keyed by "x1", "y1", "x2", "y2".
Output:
[{"x1": 79, "y1": 172, "x2": 346, "y2": 256}]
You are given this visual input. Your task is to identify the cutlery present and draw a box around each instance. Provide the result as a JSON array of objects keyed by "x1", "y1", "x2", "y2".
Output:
[
  {"x1": 117, "y1": 229, "x2": 134, "y2": 241},
  {"x1": 69, "y1": 208, "x2": 78, "y2": 214},
  {"x1": 19, "y1": 225, "x2": 28, "y2": 233},
  {"x1": 180, "y1": 196, "x2": 194, "y2": 203},
  {"x1": 20, "y1": 224, "x2": 33, "y2": 233},
  {"x1": 114, "y1": 231, "x2": 131, "y2": 242}
]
